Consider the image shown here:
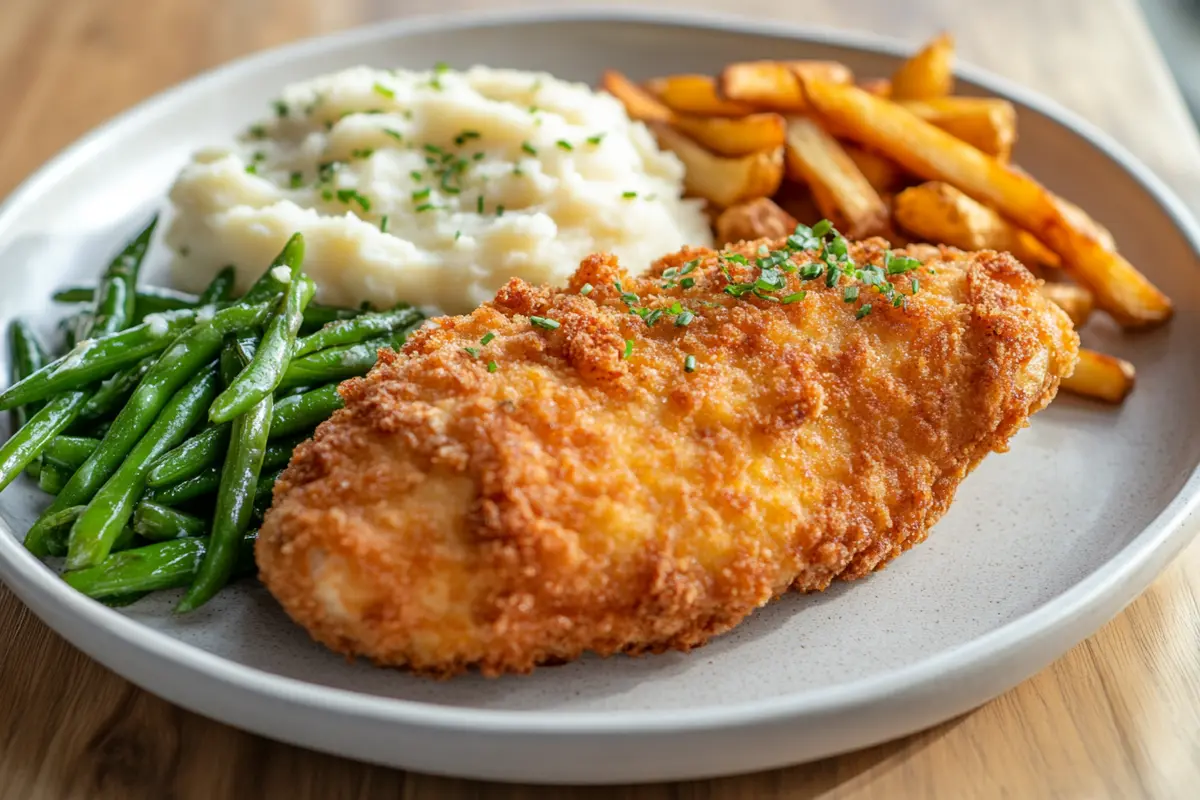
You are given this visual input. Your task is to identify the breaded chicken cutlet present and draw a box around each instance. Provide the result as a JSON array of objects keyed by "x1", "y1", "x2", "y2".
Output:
[{"x1": 257, "y1": 235, "x2": 1079, "y2": 677}]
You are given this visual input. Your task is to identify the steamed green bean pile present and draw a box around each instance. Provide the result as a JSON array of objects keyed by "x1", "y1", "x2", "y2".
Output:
[{"x1": 0, "y1": 222, "x2": 424, "y2": 610}]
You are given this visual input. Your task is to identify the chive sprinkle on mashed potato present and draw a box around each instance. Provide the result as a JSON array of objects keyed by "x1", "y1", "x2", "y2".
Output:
[{"x1": 166, "y1": 65, "x2": 713, "y2": 314}]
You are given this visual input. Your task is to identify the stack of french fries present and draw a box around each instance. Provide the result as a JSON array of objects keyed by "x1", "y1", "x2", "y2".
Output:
[{"x1": 602, "y1": 34, "x2": 1171, "y2": 404}]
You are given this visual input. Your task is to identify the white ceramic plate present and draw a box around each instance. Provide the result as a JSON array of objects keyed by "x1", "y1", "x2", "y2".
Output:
[{"x1": 1, "y1": 8, "x2": 1199, "y2": 785}]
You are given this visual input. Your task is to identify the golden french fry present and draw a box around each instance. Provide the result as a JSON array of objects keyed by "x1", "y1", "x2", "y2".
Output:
[
  {"x1": 601, "y1": 70, "x2": 673, "y2": 123},
  {"x1": 859, "y1": 78, "x2": 893, "y2": 98},
  {"x1": 890, "y1": 33, "x2": 955, "y2": 100},
  {"x1": 899, "y1": 97, "x2": 1017, "y2": 160},
  {"x1": 673, "y1": 112, "x2": 787, "y2": 157},
  {"x1": 1061, "y1": 348, "x2": 1135, "y2": 403},
  {"x1": 799, "y1": 78, "x2": 1172, "y2": 327},
  {"x1": 1052, "y1": 194, "x2": 1117, "y2": 253},
  {"x1": 843, "y1": 144, "x2": 908, "y2": 194},
  {"x1": 784, "y1": 116, "x2": 890, "y2": 238},
  {"x1": 893, "y1": 181, "x2": 1060, "y2": 269},
  {"x1": 719, "y1": 61, "x2": 853, "y2": 111},
  {"x1": 653, "y1": 125, "x2": 785, "y2": 208},
  {"x1": 645, "y1": 74, "x2": 756, "y2": 117},
  {"x1": 1038, "y1": 282, "x2": 1094, "y2": 327},
  {"x1": 715, "y1": 197, "x2": 799, "y2": 245}
]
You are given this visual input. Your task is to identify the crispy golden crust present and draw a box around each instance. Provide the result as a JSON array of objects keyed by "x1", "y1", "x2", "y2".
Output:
[{"x1": 257, "y1": 238, "x2": 1078, "y2": 678}]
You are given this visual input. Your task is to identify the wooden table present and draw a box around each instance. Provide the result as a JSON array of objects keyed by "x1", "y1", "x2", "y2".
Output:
[{"x1": 2, "y1": 0, "x2": 1199, "y2": 796}]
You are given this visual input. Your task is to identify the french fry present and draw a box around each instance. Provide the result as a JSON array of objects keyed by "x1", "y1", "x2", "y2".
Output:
[
  {"x1": 715, "y1": 197, "x2": 799, "y2": 245},
  {"x1": 653, "y1": 125, "x2": 785, "y2": 208},
  {"x1": 899, "y1": 97, "x2": 1017, "y2": 161},
  {"x1": 645, "y1": 75, "x2": 756, "y2": 117},
  {"x1": 890, "y1": 33, "x2": 955, "y2": 100},
  {"x1": 1052, "y1": 194, "x2": 1117, "y2": 252},
  {"x1": 893, "y1": 182, "x2": 1060, "y2": 269},
  {"x1": 672, "y1": 112, "x2": 787, "y2": 157},
  {"x1": 719, "y1": 61, "x2": 853, "y2": 111},
  {"x1": 1061, "y1": 349, "x2": 1135, "y2": 403},
  {"x1": 1038, "y1": 282, "x2": 1094, "y2": 327},
  {"x1": 843, "y1": 145, "x2": 908, "y2": 194},
  {"x1": 784, "y1": 116, "x2": 890, "y2": 238},
  {"x1": 859, "y1": 78, "x2": 892, "y2": 98},
  {"x1": 601, "y1": 70, "x2": 673, "y2": 123},
  {"x1": 798, "y1": 78, "x2": 1172, "y2": 327}
]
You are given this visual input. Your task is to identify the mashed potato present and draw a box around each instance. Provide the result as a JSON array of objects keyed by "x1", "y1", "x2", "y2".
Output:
[{"x1": 166, "y1": 66, "x2": 712, "y2": 313}]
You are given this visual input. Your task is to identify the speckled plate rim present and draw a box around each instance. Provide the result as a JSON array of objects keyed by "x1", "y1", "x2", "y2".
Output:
[{"x1": 1, "y1": 6, "x2": 1199, "y2": 740}]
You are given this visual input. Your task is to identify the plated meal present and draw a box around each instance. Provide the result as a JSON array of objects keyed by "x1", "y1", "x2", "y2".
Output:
[{"x1": 0, "y1": 34, "x2": 1172, "y2": 677}]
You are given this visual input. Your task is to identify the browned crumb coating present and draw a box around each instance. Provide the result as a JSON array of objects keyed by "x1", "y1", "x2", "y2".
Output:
[{"x1": 257, "y1": 237, "x2": 1078, "y2": 677}]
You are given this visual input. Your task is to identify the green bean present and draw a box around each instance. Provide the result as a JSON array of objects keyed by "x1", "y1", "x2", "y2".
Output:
[
  {"x1": 279, "y1": 327, "x2": 413, "y2": 389},
  {"x1": 133, "y1": 501, "x2": 208, "y2": 541},
  {"x1": 111, "y1": 525, "x2": 136, "y2": 554},
  {"x1": 38, "y1": 461, "x2": 72, "y2": 495},
  {"x1": 55, "y1": 286, "x2": 199, "y2": 317},
  {"x1": 242, "y1": 233, "x2": 306, "y2": 304},
  {"x1": 145, "y1": 467, "x2": 218, "y2": 506},
  {"x1": 301, "y1": 304, "x2": 360, "y2": 331},
  {"x1": 98, "y1": 592, "x2": 149, "y2": 607},
  {"x1": 63, "y1": 532, "x2": 257, "y2": 600},
  {"x1": 89, "y1": 216, "x2": 157, "y2": 338},
  {"x1": 146, "y1": 426, "x2": 229, "y2": 488},
  {"x1": 22, "y1": 303, "x2": 272, "y2": 553},
  {"x1": 28, "y1": 505, "x2": 85, "y2": 556},
  {"x1": 0, "y1": 310, "x2": 198, "y2": 412},
  {"x1": 178, "y1": 344, "x2": 273, "y2": 611},
  {"x1": 7, "y1": 320, "x2": 50, "y2": 430},
  {"x1": 58, "y1": 311, "x2": 90, "y2": 353},
  {"x1": 44, "y1": 436, "x2": 101, "y2": 469},
  {"x1": 271, "y1": 383, "x2": 343, "y2": 437},
  {"x1": 293, "y1": 306, "x2": 422, "y2": 358},
  {"x1": 0, "y1": 391, "x2": 89, "y2": 497},
  {"x1": 252, "y1": 467, "x2": 284, "y2": 517},
  {"x1": 209, "y1": 263, "x2": 312, "y2": 422},
  {"x1": 198, "y1": 266, "x2": 237, "y2": 305},
  {"x1": 66, "y1": 364, "x2": 220, "y2": 570},
  {"x1": 25, "y1": 459, "x2": 42, "y2": 479},
  {"x1": 77, "y1": 357, "x2": 156, "y2": 422}
]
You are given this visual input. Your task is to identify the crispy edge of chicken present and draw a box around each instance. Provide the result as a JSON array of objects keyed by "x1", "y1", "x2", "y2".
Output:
[{"x1": 257, "y1": 237, "x2": 1079, "y2": 678}]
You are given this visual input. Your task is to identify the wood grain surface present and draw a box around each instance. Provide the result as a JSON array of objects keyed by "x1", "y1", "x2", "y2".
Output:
[{"x1": 2, "y1": 0, "x2": 1200, "y2": 797}]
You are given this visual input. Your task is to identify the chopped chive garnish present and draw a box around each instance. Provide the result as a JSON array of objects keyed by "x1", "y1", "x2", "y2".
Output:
[
  {"x1": 800, "y1": 264, "x2": 824, "y2": 280},
  {"x1": 454, "y1": 130, "x2": 481, "y2": 145},
  {"x1": 623, "y1": 339, "x2": 634, "y2": 359},
  {"x1": 273, "y1": 100, "x2": 288, "y2": 118},
  {"x1": 556, "y1": 140, "x2": 574, "y2": 151},
  {"x1": 579, "y1": 283, "x2": 594, "y2": 296},
  {"x1": 496, "y1": 204, "x2": 505, "y2": 217},
  {"x1": 843, "y1": 286, "x2": 859, "y2": 302},
  {"x1": 383, "y1": 128, "x2": 403, "y2": 142},
  {"x1": 412, "y1": 187, "x2": 431, "y2": 200},
  {"x1": 373, "y1": 82, "x2": 395, "y2": 99},
  {"x1": 684, "y1": 355, "x2": 697, "y2": 373},
  {"x1": 680, "y1": 259, "x2": 700, "y2": 275},
  {"x1": 856, "y1": 304, "x2": 873, "y2": 319},
  {"x1": 675, "y1": 310, "x2": 695, "y2": 327},
  {"x1": 782, "y1": 291, "x2": 806, "y2": 304},
  {"x1": 487, "y1": 360, "x2": 498, "y2": 373},
  {"x1": 530, "y1": 316, "x2": 559, "y2": 330},
  {"x1": 380, "y1": 215, "x2": 389, "y2": 233},
  {"x1": 351, "y1": 148, "x2": 374, "y2": 159},
  {"x1": 463, "y1": 346, "x2": 480, "y2": 358},
  {"x1": 454, "y1": 230, "x2": 462, "y2": 241},
  {"x1": 680, "y1": 277, "x2": 696, "y2": 289},
  {"x1": 622, "y1": 191, "x2": 637, "y2": 199},
  {"x1": 911, "y1": 278, "x2": 920, "y2": 294},
  {"x1": 521, "y1": 141, "x2": 537, "y2": 156},
  {"x1": 642, "y1": 309, "x2": 664, "y2": 326},
  {"x1": 289, "y1": 171, "x2": 303, "y2": 188},
  {"x1": 587, "y1": 133, "x2": 606, "y2": 145},
  {"x1": 335, "y1": 189, "x2": 371, "y2": 211},
  {"x1": 473, "y1": 152, "x2": 486, "y2": 161},
  {"x1": 244, "y1": 164, "x2": 258, "y2": 175},
  {"x1": 477, "y1": 196, "x2": 485, "y2": 213},
  {"x1": 248, "y1": 124, "x2": 267, "y2": 139},
  {"x1": 321, "y1": 189, "x2": 333, "y2": 201},
  {"x1": 415, "y1": 203, "x2": 437, "y2": 212},
  {"x1": 409, "y1": 170, "x2": 423, "y2": 181},
  {"x1": 434, "y1": 61, "x2": 449, "y2": 73},
  {"x1": 480, "y1": 332, "x2": 496, "y2": 345}
]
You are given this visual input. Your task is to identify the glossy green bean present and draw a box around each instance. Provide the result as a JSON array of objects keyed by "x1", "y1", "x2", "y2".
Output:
[
  {"x1": 198, "y1": 266, "x2": 237, "y2": 305},
  {"x1": 146, "y1": 426, "x2": 229, "y2": 488},
  {"x1": 0, "y1": 391, "x2": 89, "y2": 498},
  {"x1": 145, "y1": 467, "x2": 219, "y2": 506},
  {"x1": 241, "y1": 233, "x2": 306, "y2": 304},
  {"x1": 54, "y1": 286, "x2": 199, "y2": 317},
  {"x1": 22, "y1": 304, "x2": 272, "y2": 552},
  {"x1": 133, "y1": 501, "x2": 208, "y2": 541},
  {"x1": 77, "y1": 357, "x2": 156, "y2": 422},
  {"x1": 270, "y1": 383, "x2": 343, "y2": 437},
  {"x1": 0, "y1": 309, "x2": 198, "y2": 412},
  {"x1": 7, "y1": 320, "x2": 50, "y2": 430},
  {"x1": 66, "y1": 364, "x2": 220, "y2": 570},
  {"x1": 63, "y1": 532, "x2": 257, "y2": 600},
  {"x1": 252, "y1": 467, "x2": 284, "y2": 517},
  {"x1": 28, "y1": 505, "x2": 85, "y2": 556},
  {"x1": 37, "y1": 460, "x2": 72, "y2": 495},
  {"x1": 178, "y1": 341, "x2": 272, "y2": 611},
  {"x1": 44, "y1": 436, "x2": 101, "y2": 469},
  {"x1": 293, "y1": 306, "x2": 422, "y2": 358},
  {"x1": 209, "y1": 269, "x2": 312, "y2": 422},
  {"x1": 279, "y1": 327, "x2": 413, "y2": 389},
  {"x1": 300, "y1": 304, "x2": 360, "y2": 332},
  {"x1": 89, "y1": 216, "x2": 157, "y2": 338}
]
